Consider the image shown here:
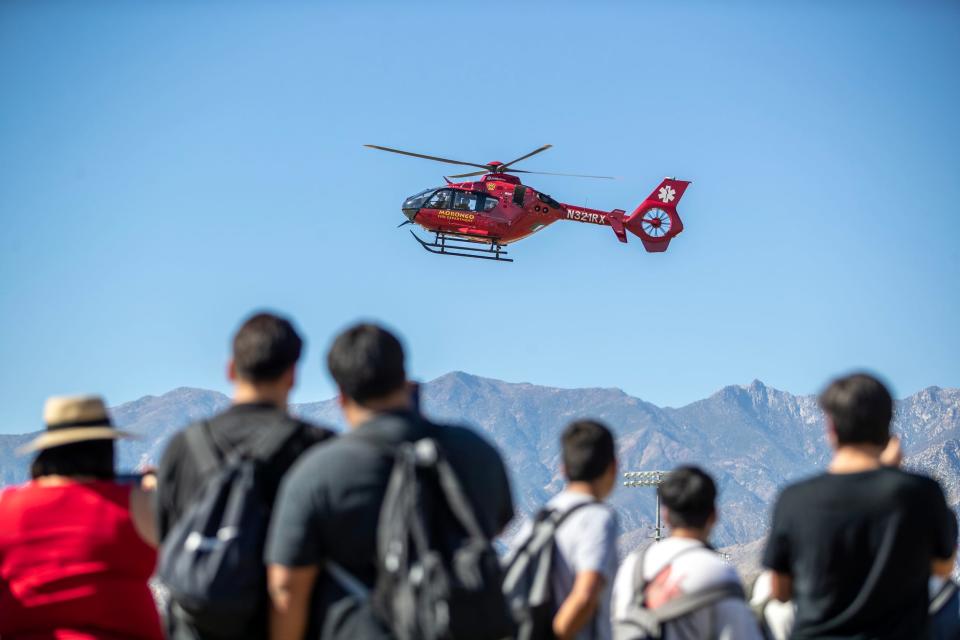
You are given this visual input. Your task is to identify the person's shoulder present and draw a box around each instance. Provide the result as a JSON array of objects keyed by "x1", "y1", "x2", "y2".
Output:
[
  {"x1": 434, "y1": 421, "x2": 497, "y2": 450},
  {"x1": 554, "y1": 494, "x2": 618, "y2": 535},
  {"x1": 284, "y1": 429, "x2": 371, "y2": 477},
  {"x1": 157, "y1": 421, "x2": 198, "y2": 468},
  {"x1": 881, "y1": 466, "x2": 947, "y2": 496},
  {"x1": 776, "y1": 471, "x2": 833, "y2": 502},
  {"x1": 433, "y1": 421, "x2": 506, "y2": 468},
  {"x1": 288, "y1": 416, "x2": 337, "y2": 444}
]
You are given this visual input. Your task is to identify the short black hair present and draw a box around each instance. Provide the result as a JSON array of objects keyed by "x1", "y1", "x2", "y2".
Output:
[
  {"x1": 561, "y1": 420, "x2": 616, "y2": 482},
  {"x1": 327, "y1": 323, "x2": 406, "y2": 404},
  {"x1": 659, "y1": 466, "x2": 716, "y2": 529},
  {"x1": 819, "y1": 372, "x2": 893, "y2": 447},
  {"x1": 232, "y1": 312, "x2": 303, "y2": 382},
  {"x1": 31, "y1": 440, "x2": 115, "y2": 480}
]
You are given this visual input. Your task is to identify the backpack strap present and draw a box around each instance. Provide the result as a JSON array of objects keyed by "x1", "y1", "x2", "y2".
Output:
[
  {"x1": 326, "y1": 560, "x2": 372, "y2": 601},
  {"x1": 648, "y1": 582, "x2": 746, "y2": 624},
  {"x1": 633, "y1": 543, "x2": 721, "y2": 608},
  {"x1": 195, "y1": 414, "x2": 304, "y2": 466},
  {"x1": 185, "y1": 421, "x2": 221, "y2": 477},
  {"x1": 931, "y1": 579, "x2": 959, "y2": 616},
  {"x1": 245, "y1": 419, "x2": 305, "y2": 461},
  {"x1": 553, "y1": 499, "x2": 603, "y2": 529},
  {"x1": 350, "y1": 418, "x2": 487, "y2": 539},
  {"x1": 431, "y1": 443, "x2": 488, "y2": 539}
]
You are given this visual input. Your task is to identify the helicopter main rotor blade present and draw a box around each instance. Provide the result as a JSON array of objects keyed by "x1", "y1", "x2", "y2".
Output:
[
  {"x1": 447, "y1": 170, "x2": 492, "y2": 179},
  {"x1": 498, "y1": 144, "x2": 553, "y2": 171},
  {"x1": 507, "y1": 169, "x2": 617, "y2": 180},
  {"x1": 364, "y1": 145, "x2": 491, "y2": 170}
]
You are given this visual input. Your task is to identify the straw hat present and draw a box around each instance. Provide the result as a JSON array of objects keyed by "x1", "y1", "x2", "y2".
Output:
[{"x1": 17, "y1": 395, "x2": 133, "y2": 454}]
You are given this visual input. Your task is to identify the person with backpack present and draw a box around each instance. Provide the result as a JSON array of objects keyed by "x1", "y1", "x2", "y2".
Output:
[
  {"x1": 265, "y1": 323, "x2": 514, "y2": 640},
  {"x1": 763, "y1": 373, "x2": 958, "y2": 640},
  {"x1": 504, "y1": 420, "x2": 620, "y2": 640},
  {"x1": 155, "y1": 311, "x2": 334, "y2": 640},
  {"x1": 611, "y1": 466, "x2": 763, "y2": 640}
]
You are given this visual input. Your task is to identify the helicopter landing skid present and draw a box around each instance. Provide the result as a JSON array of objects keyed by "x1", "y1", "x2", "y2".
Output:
[{"x1": 410, "y1": 230, "x2": 513, "y2": 262}]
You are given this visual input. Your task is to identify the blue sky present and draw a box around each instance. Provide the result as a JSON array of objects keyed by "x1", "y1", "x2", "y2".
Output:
[{"x1": 1, "y1": 1, "x2": 958, "y2": 433}]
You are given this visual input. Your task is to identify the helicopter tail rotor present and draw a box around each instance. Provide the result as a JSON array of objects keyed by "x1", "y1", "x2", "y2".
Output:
[{"x1": 623, "y1": 178, "x2": 691, "y2": 252}]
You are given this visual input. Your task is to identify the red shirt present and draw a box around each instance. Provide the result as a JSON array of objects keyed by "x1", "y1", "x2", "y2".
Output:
[{"x1": 0, "y1": 480, "x2": 163, "y2": 640}]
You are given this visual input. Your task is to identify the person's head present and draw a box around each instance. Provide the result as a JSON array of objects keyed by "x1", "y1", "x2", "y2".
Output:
[
  {"x1": 327, "y1": 323, "x2": 408, "y2": 424},
  {"x1": 819, "y1": 372, "x2": 893, "y2": 449},
  {"x1": 659, "y1": 466, "x2": 717, "y2": 535},
  {"x1": 31, "y1": 440, "x2": 115, "y2": 480},
  {"x1": 228, "y1": 312, "x2": 303, "y2": 403},
  {"x1": 21, "y1": 394, "x2": 127, "y2": 480},
  {"x1": 561, "y1": 420, "x2": 617, "y2": 498}
]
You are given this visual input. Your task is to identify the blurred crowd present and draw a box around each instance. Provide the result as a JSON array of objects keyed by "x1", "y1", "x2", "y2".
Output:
[{"x1": 0, "y1": 312, "x2": 956, "y2": 640}]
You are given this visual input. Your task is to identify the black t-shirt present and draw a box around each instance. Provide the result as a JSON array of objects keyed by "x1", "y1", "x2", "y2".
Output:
[
  {"x1": 265, "y1": 410, "x2": 514, "y2": 637},
  {"x1": 155, "y1": 402, "x2": 335, "y2": 540},
  {"x1": 763, "y1": 467, "x2": 957, "y2": 640}
]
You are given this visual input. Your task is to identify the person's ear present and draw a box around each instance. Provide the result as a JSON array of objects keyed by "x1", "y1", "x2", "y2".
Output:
[
  {"x1": 227, "y1": 359, "x2": 238, "y2": 383},
  {"x1": 283, "y1": 365, "x2": 297, "y2": 391}
]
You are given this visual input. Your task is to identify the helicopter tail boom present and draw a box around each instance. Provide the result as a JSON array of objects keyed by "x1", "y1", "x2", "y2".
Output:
[{"x1": 559, "y1": 178, "x2": 691, "y2": 252}]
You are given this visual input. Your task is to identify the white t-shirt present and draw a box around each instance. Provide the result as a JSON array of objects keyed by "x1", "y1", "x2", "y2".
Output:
[
  {"x1": 611, "y1": 538, "x2": 763, "y2": 640},
  {"x1": 510, "y1": 490, "x2": 619, "y2": 640},
  {"x1": 749, "y1": 570, "x2": 795, "y2": 640}
]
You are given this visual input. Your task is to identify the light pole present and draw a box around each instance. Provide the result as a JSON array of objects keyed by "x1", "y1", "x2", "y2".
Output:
[{"x1": 623, "y1": 470, "x2": 666, "y2": 542}]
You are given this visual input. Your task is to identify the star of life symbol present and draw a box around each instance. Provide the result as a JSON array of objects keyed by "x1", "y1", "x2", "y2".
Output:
[{"x1": 658, "y1": 185, "x2": 676, "y2": 203}]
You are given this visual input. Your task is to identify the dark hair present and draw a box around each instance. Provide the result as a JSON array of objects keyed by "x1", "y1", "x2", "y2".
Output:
[
  {"x1": 327, "y1": 323, "x2": 406, "y2": 404},
  {"x1": 30, "y1": 440, "x2": 115, "y2": 480},
  {"x1": 232, "y1": 312, "x2": 303, "y2": 382},
  {"x1": 819, "y1": 372, "x2": 893, "y2": 446},
  {"x1": 659, "y1": 465, "x2": 716, "y2": 529},
  {"x1": 561, "y1": 420, "x2": 616, "y2": 482}
]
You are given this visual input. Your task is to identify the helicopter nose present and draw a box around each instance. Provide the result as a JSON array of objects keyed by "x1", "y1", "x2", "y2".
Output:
[{"x1": 402, "y1": 203, "x2": 418, "y2": 221}]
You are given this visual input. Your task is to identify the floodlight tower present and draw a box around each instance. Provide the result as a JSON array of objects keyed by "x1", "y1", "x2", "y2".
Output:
[{"x1": 623, "y1": 470, "x2": 667, "y2": 542}]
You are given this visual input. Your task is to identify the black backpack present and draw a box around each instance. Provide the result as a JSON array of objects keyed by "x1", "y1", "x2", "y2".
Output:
[
  {"x1": 157, "y1": 421, "x2": 300, "y2": 639},
  {"x1": 500, "y1": 501, "x2": 599, "y2": 640},
  {"x1": 327, "y1": 431, "x2": 514, "y2": 640},
  {"x1": 612, "y1": 544, "x2": 747, "y2": 640},
  {"x1": 930, "y1": 578, "x2": 960, "y2": 640}
]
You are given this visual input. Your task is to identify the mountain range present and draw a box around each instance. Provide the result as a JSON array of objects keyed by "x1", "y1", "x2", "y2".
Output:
[{"x1": 2, "y1": 373, "x2": 958, "y2": 578}]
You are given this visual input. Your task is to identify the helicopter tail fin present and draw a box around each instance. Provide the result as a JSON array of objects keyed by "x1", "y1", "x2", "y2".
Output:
[{"x1": 623, "y1": 178, "x2": 691, "y2": 252}]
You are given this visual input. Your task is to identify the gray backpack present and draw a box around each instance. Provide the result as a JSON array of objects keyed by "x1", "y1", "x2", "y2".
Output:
[
  {"x1": 613, "y1": 545, "x2": 746, "y2": 640},
  {"x1": 327, "y1": 432, "x2": 514, "y2": 640},
  {"x1": 500, "y1": 501, "x2": 599, "y2": 640}
]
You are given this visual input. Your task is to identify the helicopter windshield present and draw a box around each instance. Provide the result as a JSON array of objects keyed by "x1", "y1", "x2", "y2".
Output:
[{"x1": 403, "y1": 187, "x2": 439, "y2": 211}]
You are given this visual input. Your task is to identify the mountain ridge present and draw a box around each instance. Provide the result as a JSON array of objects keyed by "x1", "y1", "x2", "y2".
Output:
[{"x1": 2, "y1": 373, "x2": 957, "y2": 577}]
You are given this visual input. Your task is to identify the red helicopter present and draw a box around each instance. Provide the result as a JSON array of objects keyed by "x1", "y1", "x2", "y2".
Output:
[{"x1": 366, "y1": 144, "x2": 691, "y2": 262}]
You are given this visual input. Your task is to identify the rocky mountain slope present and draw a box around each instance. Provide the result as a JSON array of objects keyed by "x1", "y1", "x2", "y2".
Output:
[{"x1": 2, "y1": 374, "x2": 957, "y2": 577}]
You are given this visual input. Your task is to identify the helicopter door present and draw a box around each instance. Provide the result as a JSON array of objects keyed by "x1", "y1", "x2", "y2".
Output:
[{"x1": 512, "y1": 186, "x2": 527, "y2": 206}]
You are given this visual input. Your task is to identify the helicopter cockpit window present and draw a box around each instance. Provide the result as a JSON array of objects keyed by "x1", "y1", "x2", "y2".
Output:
[
  {"x1": 482, "y1": 195, "x2": 498, "y2": 212},
  {"x1": 452, "y1": 191, "x2": 480, "y2": 212},
  {"x1": 426, "y1": 189, "x2": 454, "y2": 209},
  {"x1": 403, "y1": 188, "x2": 436, "y2": 211}
]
